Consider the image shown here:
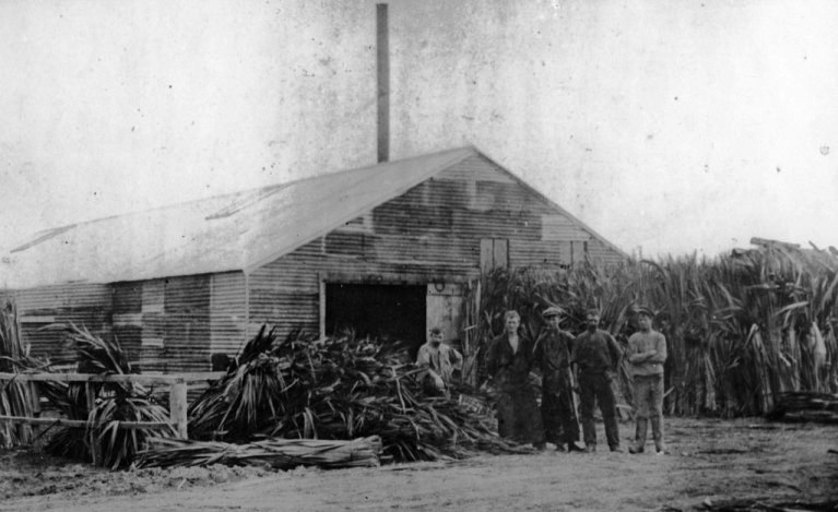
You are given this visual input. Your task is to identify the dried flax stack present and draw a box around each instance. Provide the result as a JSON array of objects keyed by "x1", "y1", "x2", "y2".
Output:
[
  {"x1": 137, "y1": 435, "x2": 382, "y2": 470},
  {"x1": 183, "y1": 326, "x2": 523, "y2": 464}
]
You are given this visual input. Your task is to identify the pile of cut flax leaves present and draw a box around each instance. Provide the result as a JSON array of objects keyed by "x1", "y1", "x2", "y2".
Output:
[{"x1": 138, "y1": 326, "x2": 523, "y2": 469}]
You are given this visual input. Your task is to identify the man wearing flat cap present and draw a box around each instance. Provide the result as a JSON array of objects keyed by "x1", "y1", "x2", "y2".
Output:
[
  {"x1": 627, "y1": 306, "x2": 667, "y2": 454},
  {"x1": 533, "y1": 306, "x2": 583, "y2": 451}
]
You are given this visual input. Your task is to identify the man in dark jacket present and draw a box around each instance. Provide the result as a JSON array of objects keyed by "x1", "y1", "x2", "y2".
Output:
[
  {"x1": 486, "y1": 310, "x2": 543, "y2": 446},
  {"x1": 533, "y1": 306, "x2": 584, "y2": 452},
  {"x1": 571, "y1": 309, "x2": 622, "y2": 452}
]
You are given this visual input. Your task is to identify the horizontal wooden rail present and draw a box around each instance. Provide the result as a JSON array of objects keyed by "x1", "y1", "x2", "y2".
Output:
[
  {"x1": 0, "y1": 371, "x2": 227, "y2": 440},
  {"x1": 0, "y1": 372, "x2": 225, "y2": 385},
  {"x1": 0, "y1": 416, "x2": 174, "y2": 430}
]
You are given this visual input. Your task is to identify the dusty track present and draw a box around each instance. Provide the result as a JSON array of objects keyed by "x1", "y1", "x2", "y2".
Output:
[{"x1": 2, "y1": 418, "x2": 836, "y2": 511}]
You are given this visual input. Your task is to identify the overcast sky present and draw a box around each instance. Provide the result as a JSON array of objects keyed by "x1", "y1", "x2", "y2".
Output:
[{"x1": 1, "y1": 0, "x2": 836, "y2": 258}]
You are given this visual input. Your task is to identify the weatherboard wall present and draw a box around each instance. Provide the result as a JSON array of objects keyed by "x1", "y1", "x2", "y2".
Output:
[
  {"x1": 9, "y1": 283, "x2": 112, "y2": 367},
  {"x1": 209, "y1": 271, "x2": 248, "y2": 357},
  {"x1": 112, "y1": 275, "x2": 217, "y2": 372},
  {"x1": 162, "y1": 274, "x2": 212, "y2": 372},
  {"x1": 247, "y1": 154, "x2": 624, "y2": 340},
  {"x1": 6, "y1": 272, "x2": 245, "y2": 374}
]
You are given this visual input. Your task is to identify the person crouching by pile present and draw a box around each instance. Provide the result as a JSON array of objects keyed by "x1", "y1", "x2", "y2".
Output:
[
  {"x1": 486, "y1": 310, "x2": 544, "y2": 448},
  {"x1": 416, "y1": 327, "x2": 463, "y2": 397},
  {"x1": 627, "y1": 307, "x2": 667, "y2": 455},
  {"x1": 533, "y1": 306, "x2": 585, "y2": 452}
]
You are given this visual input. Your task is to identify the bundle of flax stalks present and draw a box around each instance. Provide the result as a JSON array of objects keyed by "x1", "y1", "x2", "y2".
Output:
[
  {"x1": 137, "y1": 435, "x2": 382, "y2": 469},
  {"x1": 183, "y1": 326, "x2": 523, "y2": 464},
  {"x1": 766, "y1": 391, "x2": 838, "y2": 424}
]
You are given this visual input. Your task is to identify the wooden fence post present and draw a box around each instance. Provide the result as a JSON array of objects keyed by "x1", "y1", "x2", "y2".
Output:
[
  {"x1": 85, "y1": 382, "x2": 97, "y2": 464},
  {"x1": 29, "y1": 382, "x2": 41, "y2": 417},
  {"x1": 169, "y1": 379, "x2": 188, "y2": 439},
  {"x1": 0, "y1": 372, "x2": 225, "y2": 446}
]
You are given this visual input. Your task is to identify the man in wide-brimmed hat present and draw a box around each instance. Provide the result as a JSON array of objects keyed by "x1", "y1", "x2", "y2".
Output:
[
  {"x1": 533, "y1": 306, "x2": 584, "y2": 452},
  {"x1": 627, "y1": 306, "x2": 668, "y2": 454}
]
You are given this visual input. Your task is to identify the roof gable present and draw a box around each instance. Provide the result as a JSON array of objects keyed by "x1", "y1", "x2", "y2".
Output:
[{"x1": 473, "y1": 153, "x2": 628, "y2": 259}]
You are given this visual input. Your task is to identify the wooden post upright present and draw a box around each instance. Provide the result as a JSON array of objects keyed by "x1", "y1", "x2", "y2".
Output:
[
  {"x1": 169, "y1": 379, "x2": 188, "y2": 439},
  {"x1": 29, "y1": 382, "x2": 41, "y2": 417},
  {"x1": 85, "y1": 382, "x2": 98, "y2": 464}
]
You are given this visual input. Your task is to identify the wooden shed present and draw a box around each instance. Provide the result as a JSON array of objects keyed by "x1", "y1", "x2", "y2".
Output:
[{"x1": 0, "y1": 147, "x2": 625, "y2": 371}]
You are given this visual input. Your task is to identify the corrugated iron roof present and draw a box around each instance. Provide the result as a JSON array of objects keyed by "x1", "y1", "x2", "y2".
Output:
[
  {"x1": 1, "y1": 147, "x2": 477, "y2": 289},
  {"x1": 1, "y1": 146, "x2": 627, "y2": 290}
]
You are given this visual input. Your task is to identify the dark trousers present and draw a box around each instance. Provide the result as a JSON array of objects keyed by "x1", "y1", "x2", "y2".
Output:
[
  {"x1": 578, "y1": 372, "x2": 620, "y2": 449},
  {"x1": 541, "y1": 387, "x2": 579, "y2": 445},
  {"x1": 497, "y1": 386, "x2": 543, "y2": 444}
]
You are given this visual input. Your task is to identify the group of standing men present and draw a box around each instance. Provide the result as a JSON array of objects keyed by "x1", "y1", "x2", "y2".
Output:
[
  {"x1": 485, "y1": 306, "x2": 667, "y2": 455},
  {"x1": 414, "y1": 305, "x2": 667, "y2": 454}
]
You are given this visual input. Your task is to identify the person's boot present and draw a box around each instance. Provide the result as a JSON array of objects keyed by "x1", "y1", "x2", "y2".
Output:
[
  {"x1": 629, "y1": 418, "x2": 648, "y2": 454},
  {"x1": 651, "y1": 416, "x2": 665, "y2": 454},
  {"x1": 566, "y1": 440, "x2": 585, "y2": 452}
]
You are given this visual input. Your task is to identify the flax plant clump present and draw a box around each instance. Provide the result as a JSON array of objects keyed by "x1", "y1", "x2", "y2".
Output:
[
  {"x1": 461, "y1": 241, "x2": 838, "y2": 417},
  {"x1": 0, "y1": 300, "x2": 41, "y2": 447},
  {"x1": 43, "y1": 324, "x2": 174, "y2": 469}
]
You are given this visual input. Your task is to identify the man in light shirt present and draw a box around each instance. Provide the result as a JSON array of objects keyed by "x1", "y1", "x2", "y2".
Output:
[
  {"x1": 416, "y1": 327, "x2": 463, "y2": 395},
  {"x1": 627, "y1": 307, "x2": 668, "y2": 454}
]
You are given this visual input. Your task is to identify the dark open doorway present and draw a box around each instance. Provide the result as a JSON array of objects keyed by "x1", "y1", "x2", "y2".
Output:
[{"x1": 326, "y1": 283, "x2": 426, "y2": 356}]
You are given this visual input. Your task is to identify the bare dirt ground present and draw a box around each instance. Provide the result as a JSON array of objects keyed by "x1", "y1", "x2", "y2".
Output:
[{"x1": 1, "y1": 417, "x2": 836, "y2": 511}]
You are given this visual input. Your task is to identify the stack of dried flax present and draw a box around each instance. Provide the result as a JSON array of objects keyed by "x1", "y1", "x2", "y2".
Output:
[
  {"x1": 177, "y1": 326, "x2": 521, "y2": 466},
  {"x1": 138, "y1": 436, "x2": 382, "y2": 469}
]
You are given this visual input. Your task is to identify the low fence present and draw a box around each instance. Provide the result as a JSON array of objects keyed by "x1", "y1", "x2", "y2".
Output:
[{"x1": 0, "y1": 372, "x2": 225, "y2": 440}]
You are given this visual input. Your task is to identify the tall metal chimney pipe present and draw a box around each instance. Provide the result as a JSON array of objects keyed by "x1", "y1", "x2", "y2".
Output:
[{"x1": 376, "y1": 3, "x2": 389, "y2": 163}]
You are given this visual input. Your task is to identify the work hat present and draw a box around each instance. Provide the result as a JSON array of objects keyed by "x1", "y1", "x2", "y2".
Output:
[
  {"x1": 634, "y1": 306, "x2": 654, "y2": 317},
  {"x1": 542, "y1": 306, "x2": 565, "y2": 318}
]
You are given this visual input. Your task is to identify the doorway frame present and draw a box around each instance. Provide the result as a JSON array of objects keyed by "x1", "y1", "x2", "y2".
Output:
[{"x1": 317, "y1": 271, "x2": 467, "y2": 338}]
